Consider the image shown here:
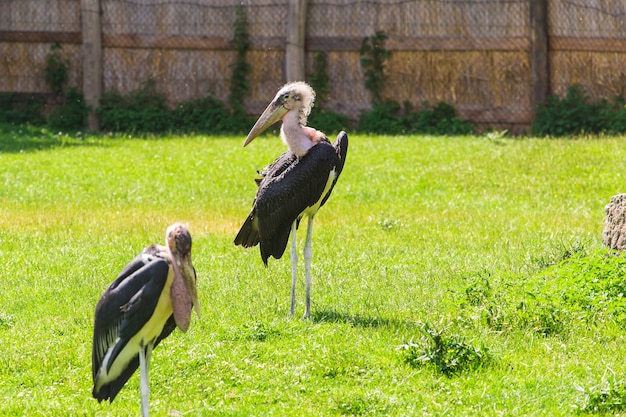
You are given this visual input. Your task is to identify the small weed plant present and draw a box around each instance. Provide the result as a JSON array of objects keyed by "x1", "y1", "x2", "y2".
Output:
[
  {"x1": 399, "y1": 323, "x2": 492, "y2": 376},
  {"x1": 578, "y1": 377, "x2": 626, "y2": 414}
]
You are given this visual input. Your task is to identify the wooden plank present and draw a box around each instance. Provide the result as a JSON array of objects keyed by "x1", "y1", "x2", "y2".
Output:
[
  {"x1": 551, "y1": 36, "x2": 626, "y2": 52},
  {"x1": 0, "y1": 31, "x2": 81, "y2": 44},
  {"x1": 81, "y1": 0, "x2": 102, "y2": 131},
  {"x1": 307, "y1": 36, "x2": 530, "y2": 52},
  {"x1": 530, "y1": 0, "x2": 549, "y2": 109},
  {"x1": 2, "y1": 32, "x2": 626, "y2": 54},
  {"x1": 101, "y1": 34, "x2": 285, "y2": 51},
  {"x1": 286, "y1": 0, "x2": 307, "y2": 82}
]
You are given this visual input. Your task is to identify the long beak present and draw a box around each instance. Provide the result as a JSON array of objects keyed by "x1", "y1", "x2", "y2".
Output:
[{"x1": 243, "y1": 100, "x2": 288, "y2": 147}]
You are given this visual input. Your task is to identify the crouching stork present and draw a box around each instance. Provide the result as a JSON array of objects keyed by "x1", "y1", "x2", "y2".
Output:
[
  {"x1": 92, "y1": 223, "x2": 200, "y2": 417},
  {"x1": 234, "y1": 81, "x2": 348, "y2": 318}
]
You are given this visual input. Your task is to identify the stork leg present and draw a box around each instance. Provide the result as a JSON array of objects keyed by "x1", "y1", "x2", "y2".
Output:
[
  {"x1": 290, "y1": 220, "x2": 298, "y2": 316},
  {"x1": 138, "y1": 342, "x2": 153, "y2": 417},
  {"x1": 303, "y1": 215, "x2": 315, "y2": 319}
]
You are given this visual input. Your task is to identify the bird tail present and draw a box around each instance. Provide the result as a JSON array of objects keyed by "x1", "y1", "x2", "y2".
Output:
[{"x1": 234, "y1": 212, "x2": 260, "y2": 248}]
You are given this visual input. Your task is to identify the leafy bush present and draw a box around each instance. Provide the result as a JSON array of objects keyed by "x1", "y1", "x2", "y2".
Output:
[
  {"x1": 530, "y1": 249, "x2": 626, "y2": 327},
  {"x1": 97, "y1": 80, "x2": 172, "y2": 133},
  {"x1": 358, "y1": 100, "x2": 405, "y2": 134},
  {"x1": 358, "y1": 100, "x2": 474, "y2": 135},
  {"x1": 405, "y1": 101, "x2": 474, "y2": 135},
  {"x1": 532, "y1": 85, "x2": 626, "y2": 136},
  {"x1": 172, "y1": 95, "x2": 232, "y2": 133},
  {"x1": 47, "y1": 87, "x2": 89, "y2": 131},
  {"x1": 308, "y1": 108, "x2": 351, "y2": 135},
  {"x1": 0, "y1": 93, "x2": 44, "y2": 125}
]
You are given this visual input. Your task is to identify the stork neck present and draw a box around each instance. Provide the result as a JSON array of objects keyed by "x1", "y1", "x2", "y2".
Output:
[{"x1": 280, "y1": 111, "x2": 314, "y2": 157}]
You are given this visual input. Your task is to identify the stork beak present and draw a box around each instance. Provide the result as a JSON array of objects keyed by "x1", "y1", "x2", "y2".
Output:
[{"x1": 243, "y1": 100, "x2": 288, "y2": 147}]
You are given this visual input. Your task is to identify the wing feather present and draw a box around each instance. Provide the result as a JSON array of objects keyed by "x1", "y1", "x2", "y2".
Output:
[
  {"x1": 256, "y1": 140, "x2": 339, "y2": 262},
  {"x1": 92, "y1": 248, "x2": 170, "y2": 393}
]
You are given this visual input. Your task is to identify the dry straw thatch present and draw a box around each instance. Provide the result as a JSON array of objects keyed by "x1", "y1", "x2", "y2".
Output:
[{"x1": 1, "y1": 0, "x2": 626, "y2": 131}]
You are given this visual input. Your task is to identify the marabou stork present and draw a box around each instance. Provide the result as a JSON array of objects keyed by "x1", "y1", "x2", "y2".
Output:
[
  {"x1": 234, "y1": 81, "x2": 348, "y2": 318},
  {"x1": 92, "y1": 223, "x2": 200, "y2": 417}
]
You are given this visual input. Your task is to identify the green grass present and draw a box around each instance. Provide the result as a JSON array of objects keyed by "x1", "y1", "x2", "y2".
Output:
[{"x1": 1, "y1": 124, "x2": 626, "y2": 415}]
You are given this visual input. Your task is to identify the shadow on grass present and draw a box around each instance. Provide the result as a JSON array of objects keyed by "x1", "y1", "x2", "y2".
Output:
[
  {"x1": 0, "y1": 124, "x2": 110, "y2": 153},
  {"x1": 311, "y1": 308, "x2": 420, "y2": 331}
]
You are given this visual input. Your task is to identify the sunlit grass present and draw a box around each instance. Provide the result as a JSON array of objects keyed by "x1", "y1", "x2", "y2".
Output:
[{"x1": 1, "y1": 126, "x2": 626, "y2": 415}]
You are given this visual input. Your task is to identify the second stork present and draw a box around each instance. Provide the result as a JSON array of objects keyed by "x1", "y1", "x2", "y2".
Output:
[{"x1": 234, "y1": 81, "x2": 348, "y2": 318}]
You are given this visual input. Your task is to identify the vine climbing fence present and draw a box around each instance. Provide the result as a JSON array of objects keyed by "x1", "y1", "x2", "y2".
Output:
[{"x1": 1, "y1": 0, "x2": 626, "y2": 133}]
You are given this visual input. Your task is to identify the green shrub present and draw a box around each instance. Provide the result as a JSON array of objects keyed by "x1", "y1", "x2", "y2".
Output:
[
  {"x1": 172, "y1": 95, "x2": 232, "y2": 133},
  {"x1": 97, "y1": 80, "x2": 172, "y2": 133},
  {"x1": 47, "y1": 87, "x2": 89, "y2": 131},
  {"x1": 358, "y1": 100, "x2": 474, "y2": 135},
  {"x1": 0, "y1": 93, "x2": 44, "y2": 125},
  {"x1": 405, "y1": 101, "x2": 474, "y2": 135},
  {"x1": 530, "y1": 249, "x2": 626, "y2": 328},
  {"x1": 358, "y1": 100, "x2": 405, "y2": 134},
  {"x1": 532, "y1": 85, "x2": 626, "y2": 136},
  {"x1": 308, "y1": 108, "x2": 351, "y2": 135}
]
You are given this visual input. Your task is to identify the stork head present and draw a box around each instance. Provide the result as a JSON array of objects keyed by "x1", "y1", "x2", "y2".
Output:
[
  {"x1": 166, "y1": 223, "x2": 200, "y2": 331},
  {"x1": 243, "y1": 81, "x2": 316, "y2": 147}
]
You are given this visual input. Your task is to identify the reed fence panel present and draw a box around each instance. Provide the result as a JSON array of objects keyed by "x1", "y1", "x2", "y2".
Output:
[{"x1": 1, "y1": 0, "x2": 625, "y2": 133}]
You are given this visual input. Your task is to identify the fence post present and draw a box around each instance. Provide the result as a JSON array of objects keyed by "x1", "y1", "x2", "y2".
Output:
[
  {"x1": 530, "y1": 0, "x2": 549, "y2": 119},
  {"x1": 81, "y1": 0, "x2": 102, "y2": 131},
  {"x1": 286, "y1": 0, "x2": 307, "y2": 82}
]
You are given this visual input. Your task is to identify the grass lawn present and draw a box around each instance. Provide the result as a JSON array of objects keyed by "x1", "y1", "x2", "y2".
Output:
[{"x1": 1, "y1": 125, "x2": 626, "y2": 416}]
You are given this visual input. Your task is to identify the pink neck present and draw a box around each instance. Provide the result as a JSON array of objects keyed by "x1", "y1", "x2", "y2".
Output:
[{"x1": 280, "y1": 111, "x2": 324, "y2": 157}]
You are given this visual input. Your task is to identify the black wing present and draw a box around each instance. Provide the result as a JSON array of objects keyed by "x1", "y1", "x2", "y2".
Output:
[
  {"x1": 319, "y1": 131, "x2": 348, "y2": 208},
  {"x1": 233, "y1": 151, "x2": 297, "y2": 250},
  {"x1": 92, "y1": 246, "x2": 174, "y2": 402},
  {"x1": 257, "y1": 139, "x2": 341, "y2": 263}
]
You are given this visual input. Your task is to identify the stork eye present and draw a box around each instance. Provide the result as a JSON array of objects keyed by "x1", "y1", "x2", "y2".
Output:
[{"x1": 280, "y1": 94, "x2": 289, "y2": 104}]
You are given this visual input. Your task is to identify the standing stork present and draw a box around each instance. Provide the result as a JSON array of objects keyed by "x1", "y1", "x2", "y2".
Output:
[
  {"x1": 234, "y1": 81, "x2": 348, "y2": 318},
  {"x1": 92, "y1": 223, "x2": 200, "y2": 417}
]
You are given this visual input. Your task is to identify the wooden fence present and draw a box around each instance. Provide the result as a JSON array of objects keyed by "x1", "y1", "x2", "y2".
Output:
[{"x1": 1, "y1": 0, "x2": 625, "y2": 133}]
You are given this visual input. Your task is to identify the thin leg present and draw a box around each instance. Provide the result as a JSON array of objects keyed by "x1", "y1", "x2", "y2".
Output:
[
  {"x1": 303, "y1": 215, "x2": 314, "y2": 318},
  {"x1": 139, "y1": 343, "x2": 153, "y2": 417},
  {"x1": 290, "y1": 221, "x2": 298, "y2": 316}
]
